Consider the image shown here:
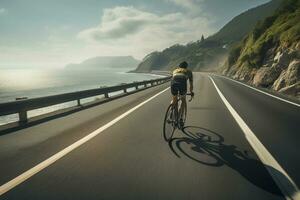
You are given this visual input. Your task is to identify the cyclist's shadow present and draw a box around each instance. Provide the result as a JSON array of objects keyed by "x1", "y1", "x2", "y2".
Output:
[{"x1": 168, "y1": 126, "x2": 283, "y2": 196}]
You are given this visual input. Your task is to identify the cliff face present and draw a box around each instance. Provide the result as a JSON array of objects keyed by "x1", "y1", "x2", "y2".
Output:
[
  {"x1": 223, "y1": 0, "x2": 300, "y2": 99},
  {"x1": 135, "y1": 0, "x2": 281, "y2": 73}
]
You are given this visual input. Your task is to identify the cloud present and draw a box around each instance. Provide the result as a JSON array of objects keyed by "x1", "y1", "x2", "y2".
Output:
[
  {"x1": 165, "y1": 0, "x2": 205, "y2": 14},
  {"x1": 78, "y1": 6, "x2": 214, "y2": 59},
  {"x1": 78, "y1": 7, "x2": 155, "y2": 40},
  {"x1": 0, "y1": 8, "x2": 6, "y2": 15},
  {"x1": 166, "y1": 0, "x2": 203, "y2": 10}
]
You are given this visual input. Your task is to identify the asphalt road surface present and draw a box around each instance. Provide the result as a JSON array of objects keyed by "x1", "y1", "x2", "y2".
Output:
[{"x1": 0, "y1": 73, "x2": 299, "y2": 200}]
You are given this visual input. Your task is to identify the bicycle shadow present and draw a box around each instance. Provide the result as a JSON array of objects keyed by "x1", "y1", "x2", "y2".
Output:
[{"x1": 168, "y1": 126, "x2": 284, "y2": 196}]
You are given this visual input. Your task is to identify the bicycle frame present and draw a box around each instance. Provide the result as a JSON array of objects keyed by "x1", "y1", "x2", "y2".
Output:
[
  {"x1": 172, "y1": 93, "x2": 193, "y2": 128},
  {"x1": 163, "y1": 93, "x2": 194, "y2": 141}
]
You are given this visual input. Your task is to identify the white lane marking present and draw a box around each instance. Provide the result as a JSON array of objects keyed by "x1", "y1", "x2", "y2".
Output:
[
  {"x1": 209, "y1": 76, "x2": 300, "y2": 200},
  {"x1": 213, "y1": 74, "x2": 300, "y2": 108},
  {"x1": 0, "y1": 87, "x2": 170, "y2": 196}
]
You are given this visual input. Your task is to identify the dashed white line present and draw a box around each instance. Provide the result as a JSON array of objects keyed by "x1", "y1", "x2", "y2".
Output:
[
  {"x1": 209, "y1": 76, "x2": 300, "y2": 200},
  {"x1": 0, "y1": 87, "x2": 170, "y2": 196},
  {"x1": 214, "y1": 74, "x2": 300, "y2": 108}
]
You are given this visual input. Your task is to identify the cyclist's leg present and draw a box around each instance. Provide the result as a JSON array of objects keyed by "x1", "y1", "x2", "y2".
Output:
[
  {"x1": 171, "y1": 95, "x2": 177, "y2": 106},
  {"x1": 178, "y1": 80, "x2": 187, "y2": 120},
  {"x1": 172, "y1": 95, "x2": 179, "y2": 124},
  {"x1": 170, "y1": 81, "x2": 179, "y2": 106},
  {"x1": 170, "y1": 81, "x2": 179, "y2": 123},
  {"x1": 179, "y1": 95, "x2": 187, "y2": 119}
]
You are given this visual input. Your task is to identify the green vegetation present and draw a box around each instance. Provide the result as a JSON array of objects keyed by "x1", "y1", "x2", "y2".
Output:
[
  {"x1": 135, "y1": 40, "x2": 227, "y2": 72},
  {"x1": 230, "y1": 0, "x2": 300, "y2": 68},
  {"x1": 227, "y1": 43, "x2": 243, "y2": 67},
  {"x1": 208, "y1": 0, "x2": 281, "y2": 44}
]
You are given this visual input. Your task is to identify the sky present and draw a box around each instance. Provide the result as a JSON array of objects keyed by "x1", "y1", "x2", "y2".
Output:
[{"x1": 0, "y1": 0, "x2": 270, "y2": 68}]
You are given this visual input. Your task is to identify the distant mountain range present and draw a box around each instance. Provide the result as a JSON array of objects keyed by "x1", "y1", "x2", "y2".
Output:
[
  {"x1": 134, "y1": 0, "x2": 282, "y2": 72},
  {"x1": 66, "y1": 56, "x2": 140, "y2": 70}
]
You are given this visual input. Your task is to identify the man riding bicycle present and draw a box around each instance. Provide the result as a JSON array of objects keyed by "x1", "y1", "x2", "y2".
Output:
[{"x1": 170, "y1": 61, "x2": 194, "y2": 127}]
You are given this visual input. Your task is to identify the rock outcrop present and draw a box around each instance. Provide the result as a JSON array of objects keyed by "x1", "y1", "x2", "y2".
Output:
[
  {"x1": 253, "y1": 66, "x2": 281, "y2": 87},
  {"x1": 273, "y1": 60, "x2": 300, "y2": 98},
  {"x1": 222, "y1": 0, "x2": 300, "y2": 99}
]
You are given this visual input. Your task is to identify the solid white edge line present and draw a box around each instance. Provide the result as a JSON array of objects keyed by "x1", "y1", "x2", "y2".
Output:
[
  {"x1": 213, "y1": 74, "x2": 300, "y2": 108},
  {"x1": 0, "y1": 87, "x2": 170, "y2": 196},
  {"x1": 209, "y1": 76, "x2": 300, "y2": 200}
]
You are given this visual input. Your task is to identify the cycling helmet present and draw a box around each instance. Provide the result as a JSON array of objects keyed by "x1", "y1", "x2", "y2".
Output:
[{"x1": 179, "y1": 61, "x2": 188, "y2": 68}]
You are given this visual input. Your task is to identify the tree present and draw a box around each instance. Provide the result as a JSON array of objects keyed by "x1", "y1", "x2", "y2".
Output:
[{"x1": 201, "y1": 34, "x2": 205, "y2": 42}]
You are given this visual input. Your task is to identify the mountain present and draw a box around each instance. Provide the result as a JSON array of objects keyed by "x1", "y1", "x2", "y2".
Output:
[
  {"x1": 136, "y1": 41, "x2": 229, "y2": 72},
  {"x1": 207, "y1": 0, "x2": 282, "y2": 43},
  {"x1": 222, "y1": 0, "x2": 300, "y2": 99},
  {"x1": 66, "y1": 56, "x2": 140, "y2": 69},
  {"x1": 135, "y1": 0, "x2": 281, "y2": 73}
]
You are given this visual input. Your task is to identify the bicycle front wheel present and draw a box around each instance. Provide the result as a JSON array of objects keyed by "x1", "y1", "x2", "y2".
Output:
[{"x1": 163, "y1": 104, "x2": 176, "y2": 142}]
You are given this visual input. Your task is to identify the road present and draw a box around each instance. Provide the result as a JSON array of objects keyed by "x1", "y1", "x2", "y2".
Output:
[{"x1": 0, "y1": 73, "x2": 299, "y2": 200}]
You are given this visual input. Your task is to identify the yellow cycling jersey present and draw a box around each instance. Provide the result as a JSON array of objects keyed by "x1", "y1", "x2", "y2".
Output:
[{"x1": 172, "y1": 68, "x2": 193, "y2": 81}]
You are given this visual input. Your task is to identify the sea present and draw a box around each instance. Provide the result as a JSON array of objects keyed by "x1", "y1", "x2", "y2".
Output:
[{"x1": 0, "y1": 68, "x2": 162, "y2": 125}]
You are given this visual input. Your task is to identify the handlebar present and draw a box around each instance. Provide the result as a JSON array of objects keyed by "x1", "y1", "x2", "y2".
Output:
[{"x1": 186, "y1": 92, "x2": 195, "y2": 102}]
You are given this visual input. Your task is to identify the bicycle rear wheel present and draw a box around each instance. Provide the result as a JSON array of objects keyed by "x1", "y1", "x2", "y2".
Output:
[{"x1": 163, "y1": 104, "x2": 176, "y2": 141}]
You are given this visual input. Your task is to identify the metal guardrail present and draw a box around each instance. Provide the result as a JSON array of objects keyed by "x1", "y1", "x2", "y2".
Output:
[{"x1": 0, "y1": 76, "x2": 171, "y2": 123}]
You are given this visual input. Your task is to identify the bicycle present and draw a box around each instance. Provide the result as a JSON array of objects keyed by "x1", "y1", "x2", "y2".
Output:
[{"x1": 163, "y1": 93, "x2": 194, "y2": 142}]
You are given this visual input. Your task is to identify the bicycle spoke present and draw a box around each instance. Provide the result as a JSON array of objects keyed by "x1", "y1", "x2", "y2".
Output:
[{"x1": 163, "y1": 105, "x2": 176, "y2": 141}]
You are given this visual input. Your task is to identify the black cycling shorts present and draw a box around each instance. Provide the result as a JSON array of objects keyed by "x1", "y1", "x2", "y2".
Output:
[{"x1": 171, "y1": 79, "x2": 187, "y2": 95}]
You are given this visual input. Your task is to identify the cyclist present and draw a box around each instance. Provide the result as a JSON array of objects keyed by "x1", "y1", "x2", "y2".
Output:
[{"x1": 170, "y1": 61, "x2": 194, "y2": 127}]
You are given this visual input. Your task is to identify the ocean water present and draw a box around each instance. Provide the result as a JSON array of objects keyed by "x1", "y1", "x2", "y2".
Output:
[{"x1": 0, "y1": 68, "x2": 162, "y2": 125}]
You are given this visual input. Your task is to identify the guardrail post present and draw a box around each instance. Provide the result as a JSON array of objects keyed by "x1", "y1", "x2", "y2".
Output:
[
  {"x1": 15, "y1": 97, "x2": 28, "y2": 123},
  {"x1": 151, "y1": 82, "x2": 154, "y2": 86},
  {"x1": 135, "y1": 85, "x2": 138, "y2": 90},
  {"x1": 123, "y1": 88, "x2": 127, "y2": 93},
  {"x1": 19, "y1": 110, "x2": 28, "y2": 123},
  {"x1": 104, "y1": 93, "x2": 109, "y2": 98},
  {"x1": 144, "y1": 83, "x2": 147, "y2": 88},
  {"x1": 77, "y1": 99, "x2": 81, "y2": 106}
]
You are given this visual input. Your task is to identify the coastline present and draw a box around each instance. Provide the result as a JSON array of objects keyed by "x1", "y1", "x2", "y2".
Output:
[
  {"x1": 127, "y1": 70, "x2": 171, "y2": 77},
  {"x1": 0, "y1": 69, "x2": 165, "y2": 125}
]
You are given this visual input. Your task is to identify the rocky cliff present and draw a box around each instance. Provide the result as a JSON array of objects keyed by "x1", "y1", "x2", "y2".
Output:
[{"x1": 222, "y1": 0, "x2": 300, "y2": 99}]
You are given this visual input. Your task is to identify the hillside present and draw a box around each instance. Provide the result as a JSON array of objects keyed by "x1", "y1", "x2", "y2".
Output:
[
  {"x1": 222, "y1": 0, "x2": 300, "y2": 98},
  {"x1": 66, "y1": 56, "x2": 140, "y2": 70},
  {"x1": 135, "y1": 0, "x2": 281, "y2": 73},
  {"x1": 135, "y1": 41, "x2": 227, "y2": 72},
  {"x1": 208, "y1": 0, "x2": 281, "y2": 43}
]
